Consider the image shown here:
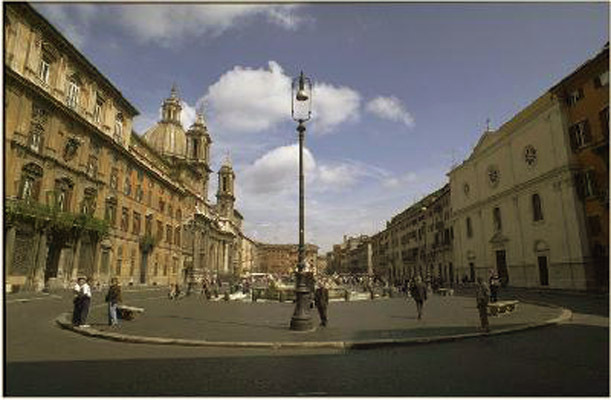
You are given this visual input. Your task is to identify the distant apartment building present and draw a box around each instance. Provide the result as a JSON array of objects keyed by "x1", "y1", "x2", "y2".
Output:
[
  {"x1": 371, "y1": 184, "x2": 453, "y2": 285},
  {"x1": 326, "y1": 235, "x2": 371, "y2": 275},
  {"x1": 256, "y1": 243, "x2": 319, "y2": 275}
]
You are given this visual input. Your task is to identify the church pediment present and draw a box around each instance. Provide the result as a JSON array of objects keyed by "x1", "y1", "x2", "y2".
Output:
[
  {"x1": 469, "y1": 130, "x2": 499, "y2": 160},
  {"x1": 489, "y1": 231, "x2": 509, "y2": 245}
]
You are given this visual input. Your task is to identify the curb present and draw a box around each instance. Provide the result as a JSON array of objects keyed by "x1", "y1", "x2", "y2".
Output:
[{"x1": 55, "y1": 307, "x2": 573, "y2": 350}]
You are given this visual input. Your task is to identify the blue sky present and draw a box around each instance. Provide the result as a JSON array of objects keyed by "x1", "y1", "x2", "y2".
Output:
[{"x1": 34, "y1": 2, "x2": 609, "y2": 252}]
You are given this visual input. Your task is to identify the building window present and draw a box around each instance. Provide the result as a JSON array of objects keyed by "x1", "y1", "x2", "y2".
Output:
[
  {"x1": 169, "y1": 205, "x2": 173, "y2": 219},
  {"x1": 18, "y1": 163, "x2": 43, "y2": 203},
  {"x1": 176, "y1": 209, "x2": 182, "y2": 221},
  {"x1": 121, "y1": 207, "x2": 129, "y2": 232},
  {"x1": 133, "y1": 212, "x2": 141, "y2": 236},
  {"x1": 566, "y1": 88, "x2": 584, "y2": 106},
  {"x1": 159, "y1": 198, "x2": 165, "y2": 213},
  {"x1": 157, "y1": 220, "x2": 163, "y2": 241},
  {"x1": 66, "y1": 79, "x2": 80, "y2": 109},
  {"x1": 222, "y1": 176, "x2": 228, "y2": 192},
  {"x1": 569, "y1": 120, "x2": 592, "y2": 151},
  {"x1": 54, "y1": 178, "x2": 73, "y2": 212},
  {"x1": 80, "y1": 188, "x2": 97, "y2": 215},
  {"x1": 114, "y1": 113, "x2": 123, "y2": 143},
  {"x1": 493, "y1": 207, "x2": 502, "y2": 232},
  {"x1": 466, "y1": 217, "x2": 473, "y2": 238},
  {"x1": 39, "y1": 58, "x2": 50, "y2": 84},
  {"x1": 29, "y1": 104, "x2": 48, "y2": 153},
  {"x1": 123, "y1": 174, "x2": 131, "y2": 196},
  {"x1": 135, "y1": 185, "x2": 143, "y2": 202},
  {"x1": 166, "y1": 224, "x2": 172, "y2": 243},
  {"x1": 109, "y1": 168, "x2": 119, "y2": 190},
  {"x1": 93, "y1": 95, "x2": 104, "y2": 124},
  {"x1": 594, "y1": 70, "x2": 609, "y2": 88},
  {"x1": 116, "y1": 246, "x2": 123, "y2": 276},
  {"x1": 145, "y1": 214, "x2": 153, "y2": 236},
  {"x1": 104, "y1": 197, "x2": 117, "y2": 226},
  {"x1": 86, "y1": 154, "x2": 98, "y2": 179},
  {"x1": 175, "y1": 227, "x2": 181, "y2": 247},
  {"x1": 532, "y1": 193, "x2": 544, "y2": 222},
  {"x1": 583, "y1": 170, "x2": 598, "y2": 198}
]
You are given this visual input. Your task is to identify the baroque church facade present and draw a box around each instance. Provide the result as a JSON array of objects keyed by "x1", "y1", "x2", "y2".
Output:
[{"x1": 4, "y1": 3, "x2": 255, "y2": 292}]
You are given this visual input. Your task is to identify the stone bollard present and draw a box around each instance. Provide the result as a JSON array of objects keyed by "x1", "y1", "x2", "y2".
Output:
[{"x1": 344, "y1": 290, "x2": 350, "y2": 302}]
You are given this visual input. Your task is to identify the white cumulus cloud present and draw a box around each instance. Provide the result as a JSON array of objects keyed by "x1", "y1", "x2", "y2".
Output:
[
  {"x1": 117, "y1": 4, "x2": 304, "y2": 46},
  {"x1": 240, "y1": 144, "x2": 316, "y2": 196},
  {"x1": 366, "y1": 96, "x2": 415, "y2": 128},
  {"x1": 312, "y1": 83, "x2": 361, "y2": 134},
  {"x1": 202, "y1": 61, "x2": 362, "y2": 136},
  {"x1": 203, "y1": 61, "x2": 291, "y2": 134}
]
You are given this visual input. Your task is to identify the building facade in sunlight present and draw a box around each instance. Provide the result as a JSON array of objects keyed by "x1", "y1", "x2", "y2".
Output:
[
  {"x1": 4, "y1": 3, "x2": 255, "y2": 291},
  {"x1": 369, "y1": 184, "x2": 453, "y2": 285},
  {"x1": 450, "y1": 44, "x2": 608, "y2": 291}
]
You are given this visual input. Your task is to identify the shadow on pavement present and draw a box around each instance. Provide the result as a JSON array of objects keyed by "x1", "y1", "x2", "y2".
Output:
[{"x1": 6, "y1": 323, "x2": 608, "y2": 396}]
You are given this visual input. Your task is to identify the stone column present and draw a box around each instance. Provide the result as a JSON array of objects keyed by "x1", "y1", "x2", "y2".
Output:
[
  {"x1": 92, "y1": 239, "x2": 102, "y2": 284},
  {"x1": 70, "y1": 237, "x2": 82, "y2": 281},
  {"x1": 223, "y1": 242, "x2": 229, "y2": 274},
  {"x1": 5, "y1": 225, "x2": 17, "y2": 276},
  {"x1": 32, "y1": 230, "x2": 48, "y2": 291}
]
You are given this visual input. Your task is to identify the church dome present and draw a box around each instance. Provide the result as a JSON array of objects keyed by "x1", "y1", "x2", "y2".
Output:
[{"x1": 142, "y1": 85, "x2": 187, "y2": 159}]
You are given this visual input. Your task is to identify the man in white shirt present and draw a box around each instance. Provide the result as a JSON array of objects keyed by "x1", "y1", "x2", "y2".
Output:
[{"x1": 73, "y1": 277, "x2": 92, "y2": 327}]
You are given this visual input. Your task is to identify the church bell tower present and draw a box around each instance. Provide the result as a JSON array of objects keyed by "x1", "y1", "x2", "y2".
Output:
[{"x1": 216, "y1": 155, "x2": 235, "y2": 219}]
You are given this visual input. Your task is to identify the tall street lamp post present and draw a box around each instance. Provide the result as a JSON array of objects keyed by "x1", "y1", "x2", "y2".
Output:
[{"x1": 290, "y1": 71, "x2": 313, "y2": 331}]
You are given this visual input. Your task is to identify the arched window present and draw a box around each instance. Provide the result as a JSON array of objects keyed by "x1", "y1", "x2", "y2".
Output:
[
  {"x1": 193, "y1": 138, "x2": 199, "y2": 159},
  {"x1": 532, "y1": 193, "x2": 544, "y2": 221}
]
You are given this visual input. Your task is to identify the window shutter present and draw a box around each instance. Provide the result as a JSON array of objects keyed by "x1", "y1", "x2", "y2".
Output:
[{"x1": 583, "y1": 120, "x2": 592, "y2": 144}]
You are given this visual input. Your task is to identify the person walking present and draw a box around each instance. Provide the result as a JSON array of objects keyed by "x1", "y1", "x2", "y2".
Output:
[
  {"x1": 475, "y1": 276, "x2": 491, "y2": 332},
  {"x1": 105, "y1": 277, "x2": 122, "y2": 327},
  {"x1": 314, "y1": 280, "x2": 330, "y2": 327},
  {"x1": 489, "y1": 269, "x2": 500, "y2": 303},
  {"x1": 410, "y1": 275, "x2": 427, "y2": 320}
]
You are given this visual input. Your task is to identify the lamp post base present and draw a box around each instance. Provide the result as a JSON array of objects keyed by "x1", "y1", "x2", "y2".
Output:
[{"x1": 290, "y1": 283, "x2": 313, "y2": 331}]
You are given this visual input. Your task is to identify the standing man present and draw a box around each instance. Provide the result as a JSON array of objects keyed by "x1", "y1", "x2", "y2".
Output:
[
  {"x1": 105, "y1": 277, "x2": 122, "y2": 327},
  {"x1": 475, "y1": 277, "x2": 491, "y2": 332},
  {"x1": 314, "y1": 279, "x2": 330, "y2": 327},
  {"x1": 410, "y1": 275, "x2": 427, "y2": 320},
  {"x1": 73, "y1": 276, "x2": 92, "y2": 327}
]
